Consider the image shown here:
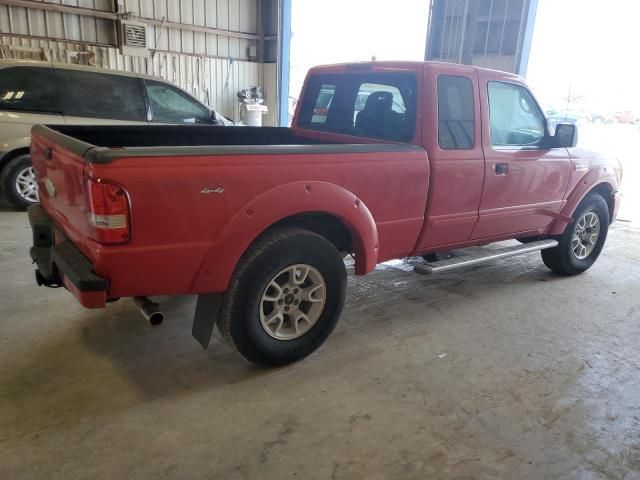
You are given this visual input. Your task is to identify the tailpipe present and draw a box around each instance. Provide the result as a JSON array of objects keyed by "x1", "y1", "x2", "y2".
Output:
[{"x1": 133, "y1": 297, "x2": 164, "y2": 326}]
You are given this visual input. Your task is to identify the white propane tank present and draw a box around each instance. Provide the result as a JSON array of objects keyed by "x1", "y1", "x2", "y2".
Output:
[
  {"x1": 240, "y1": 103, "x2": 268, "y2": 126},
  {"x1": 237, "y1": 86, "x2": 268, "y2": 126}
]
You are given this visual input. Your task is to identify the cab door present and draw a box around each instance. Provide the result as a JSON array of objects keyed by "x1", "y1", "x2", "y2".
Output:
[
  {"x1": 470, "y1": 74, "x2": 572, "y2": 239},
  {"x1": 414, "y1": 64, "x2": 485, "y2": 251}
]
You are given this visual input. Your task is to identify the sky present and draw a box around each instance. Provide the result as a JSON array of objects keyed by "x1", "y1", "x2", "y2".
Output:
[
  {"x1": 290, "y1": 0, "x2": 640, "y2": 114},
  {"x1": 289, "y1": 0, "x2": 430, "y2": 100},
  {"x1": 527, "y1": 0, "x2": 640, "y2": 113}
]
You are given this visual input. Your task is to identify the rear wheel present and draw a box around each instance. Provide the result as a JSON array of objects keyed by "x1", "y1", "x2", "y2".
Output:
[
  {"x1": 541, "y1": 193, "x2": 609, "y2": 275},
  {"x1": 217, "y1": 227, "x2": 347, "y2": 367},
  {"x1": 1, "y1": 155, "x2": 39, "y2": 209}
]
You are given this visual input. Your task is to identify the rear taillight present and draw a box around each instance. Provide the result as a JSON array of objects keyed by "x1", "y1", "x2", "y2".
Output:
[{"x1": 84, "y1": 178, "x2": 131, "y2": 245}]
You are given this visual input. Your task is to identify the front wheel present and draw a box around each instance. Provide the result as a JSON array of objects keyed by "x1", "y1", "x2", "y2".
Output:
[
  {"x1": 541, "y1": 193, "x2": 609, "y2": 275},
  {"x1": 217, "y1": 227, "x2": 347, "y2": 367}
]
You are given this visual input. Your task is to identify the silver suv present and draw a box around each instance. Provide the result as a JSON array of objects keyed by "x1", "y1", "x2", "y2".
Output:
[{"x1": 0, "y1": 60, "x2": 230, "y2": 208}]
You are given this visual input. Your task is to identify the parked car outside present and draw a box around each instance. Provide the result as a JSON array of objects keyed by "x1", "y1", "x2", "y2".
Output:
[
  {"x1": 0, "y1": 59, "x2": 231, "y2": 208},
  {"x1": 544, "y1": 107, "x2": 586, "y2": 133},
  {"x1": 587, "y1": 112, "x2": 615, "y2": 124},
  {"x1": 613, "y1": 111, "x2": 639, "y2": 124}
]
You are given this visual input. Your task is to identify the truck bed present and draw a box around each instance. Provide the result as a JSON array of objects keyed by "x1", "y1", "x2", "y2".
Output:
[
  {"x1": 29, "y1": 122, "x2": 428, "y2": 304},
  {"x1": 33, "y1": 125, "x2": 418, "y2": 164}
]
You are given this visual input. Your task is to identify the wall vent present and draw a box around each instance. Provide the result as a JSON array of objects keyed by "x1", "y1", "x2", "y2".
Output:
[{"x1": 118, "y1": 21, "x2": 149, "y2": 57}]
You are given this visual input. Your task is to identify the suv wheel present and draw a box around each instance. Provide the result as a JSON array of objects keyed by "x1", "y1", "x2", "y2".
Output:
[
  {"x1": 217, "y1": 227, "x2": 347, "y2": 367},
  {"x1": 1, "y1": 155, "x2": 39, "y2": 209}
]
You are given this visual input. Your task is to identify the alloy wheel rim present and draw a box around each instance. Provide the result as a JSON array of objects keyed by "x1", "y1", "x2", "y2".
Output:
[
  {"x1": 572, "y1": 211, "x2": 600, "y2": 260},
  {"x1": 15, "y1": 166, "x2": 39, "y2": 203},
  {"x1": 259, "y1": 264, "x2": 326, "y2": 340}
]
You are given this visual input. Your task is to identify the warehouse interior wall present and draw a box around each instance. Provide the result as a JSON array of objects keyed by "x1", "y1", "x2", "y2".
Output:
[{"x1": 0, "y1": 0, "x2": 280, "y2": 124}]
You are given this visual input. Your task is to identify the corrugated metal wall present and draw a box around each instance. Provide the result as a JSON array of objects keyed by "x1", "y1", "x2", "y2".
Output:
[{"x1": 0, "y1": 0, "x2": 279, "y2": 123}]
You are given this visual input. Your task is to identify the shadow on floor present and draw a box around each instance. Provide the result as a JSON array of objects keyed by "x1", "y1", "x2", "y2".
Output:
[{"x1": 0, "y1": 229, "x2": 577, "y2": 432}]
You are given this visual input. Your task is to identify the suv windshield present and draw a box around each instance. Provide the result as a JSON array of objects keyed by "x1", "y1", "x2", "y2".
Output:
[{"x1": 297, "y1": 72, "x2": 417, "y2": 142}]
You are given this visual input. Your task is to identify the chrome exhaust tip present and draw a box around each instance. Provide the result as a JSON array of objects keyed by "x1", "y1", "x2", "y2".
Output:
[{"x1": 133, "y1": 296, "x2": 164, "y2": 326}]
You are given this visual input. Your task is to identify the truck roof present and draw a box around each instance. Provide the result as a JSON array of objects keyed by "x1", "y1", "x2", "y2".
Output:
[{"x1": 307, "y1": 60, "x2": 522, "y2": 81}]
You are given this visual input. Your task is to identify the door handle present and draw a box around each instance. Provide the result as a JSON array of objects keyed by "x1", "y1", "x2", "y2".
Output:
[{"x1": 493, "y1": 163, "x2": 509, "y2": 175}]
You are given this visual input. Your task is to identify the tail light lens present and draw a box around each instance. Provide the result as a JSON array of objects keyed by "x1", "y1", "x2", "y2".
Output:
[{"x1": 84, "y1": 178, "x2": 131, "y2": 245}]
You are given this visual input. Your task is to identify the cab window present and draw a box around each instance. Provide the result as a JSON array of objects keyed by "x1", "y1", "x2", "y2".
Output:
[
  {"x1": 145, "y1": 80, "x2": 210, "y2": 124},
  {"x1": 488, "y1": 81, "x2": 546, "y2": 147},
  {"x1": 0, "y1": 67, "x2": 59, "y2": 113},
  {"x1": 298, "y1": 73, "x2": 417, "y2": 142},
  {"x1": 437, "y1": 75, "x2": 474, "y2": 149}
]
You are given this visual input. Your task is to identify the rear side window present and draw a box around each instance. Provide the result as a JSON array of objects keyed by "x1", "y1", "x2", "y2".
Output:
[
  {"x1": 57, "y1": 70, "x2": 147, "y2": 121},
  {"x1": 298, "y1": 72, "x2": 417, "y2": 142},
  {"x1": 0, "y1": 67, "x2": 59, "y2": 113},
  {"x1": 437, "y1": 75, "x2": 474, "y2": 149},
  {"x1": 145, "y1": 80, "x2": 210, "y2": 124}
]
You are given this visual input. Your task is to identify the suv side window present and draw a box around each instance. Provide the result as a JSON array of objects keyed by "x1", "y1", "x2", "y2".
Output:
[
  {"x1": 437, "y1": 75, "x2": 474, "y2": 149},
  {"x1": 488, "y1": 81, "x2": 546, "y2": 147},
  {"x1": 145, "y1": 80, "x2": 210, "y2": 124},
  {"x1": 57, "y1": 69, "x2": 146, "y2": 121},
  {"x1": 0, "y1": 67, "x2": 60, "y2": 113}
]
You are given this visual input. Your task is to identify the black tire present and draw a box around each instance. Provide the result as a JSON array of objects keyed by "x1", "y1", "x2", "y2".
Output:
[
  {"x1": 217, "y1": 226, "x2": 347, "y2": 367},
  {"x1": 541, "y1": 193, "x2": 609, "y2": 275},
  {"x1": 1, "y1": 154, "x2": 38, "y2": 209}
]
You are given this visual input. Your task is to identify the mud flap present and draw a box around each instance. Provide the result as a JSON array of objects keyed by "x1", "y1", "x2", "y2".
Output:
[{"x1": 192, "y1": 293, "x2": 223, "y2": 349}]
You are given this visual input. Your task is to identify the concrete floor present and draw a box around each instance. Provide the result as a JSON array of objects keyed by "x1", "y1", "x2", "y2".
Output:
[{"x1": 1, "y1": 205, "x2": 639, "y2": 480}]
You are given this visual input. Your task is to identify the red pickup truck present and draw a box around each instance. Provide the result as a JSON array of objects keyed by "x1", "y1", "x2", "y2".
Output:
[{"x1": 28, "y1": 61, "x2": 622, "y2": 366}]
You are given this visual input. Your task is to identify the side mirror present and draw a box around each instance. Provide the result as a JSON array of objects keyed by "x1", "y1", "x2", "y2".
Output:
[
  {"x1": 552, "y1": 122, "x2": 578, "y2": 148},
  {"x1": 210, "y1": 110, "x2": 234, "y2": 126}
]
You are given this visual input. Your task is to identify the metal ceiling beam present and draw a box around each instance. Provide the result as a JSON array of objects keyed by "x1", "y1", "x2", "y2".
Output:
[
  {"x1": 0, "y1": 0, "x2": 117, "y2": 19},
  {"x1": 0, "y1": 0, "x2": 261, "y2": 41},
  {"x1": 141, "y1": 18, "x2": 260, "y2": 41}
]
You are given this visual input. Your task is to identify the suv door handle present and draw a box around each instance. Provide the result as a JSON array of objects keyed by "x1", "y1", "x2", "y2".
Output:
[{"x1": 493, "y1": 163, "x2": 509, "y2": 175}]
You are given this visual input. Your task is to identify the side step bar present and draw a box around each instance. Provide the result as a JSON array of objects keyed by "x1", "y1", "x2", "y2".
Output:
[{"x1": 414, "y1": 239, "x2": 558, "y2": 275}]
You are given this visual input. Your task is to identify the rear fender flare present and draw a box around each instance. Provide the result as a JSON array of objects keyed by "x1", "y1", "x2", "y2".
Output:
[{"x1": 190, "y1": 181, "x2": 379, "y2": 292}]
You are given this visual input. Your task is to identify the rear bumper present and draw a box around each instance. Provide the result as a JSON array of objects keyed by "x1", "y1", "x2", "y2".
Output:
[{"x1": 28, "y1": 204, "x2": 108, "y2": 308}]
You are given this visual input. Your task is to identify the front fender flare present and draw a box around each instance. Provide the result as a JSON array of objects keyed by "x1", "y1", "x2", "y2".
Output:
[
  {"x1": 549, "y1": 172, "x2": 615, "y2": 235},
  {"x1": 190, "y1": 181, "x2": 379, "y2": 293}
]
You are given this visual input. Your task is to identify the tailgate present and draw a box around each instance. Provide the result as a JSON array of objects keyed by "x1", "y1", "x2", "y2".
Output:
[{"x1": 30, "y1": 125, "x2": 95, "y2": 253}]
